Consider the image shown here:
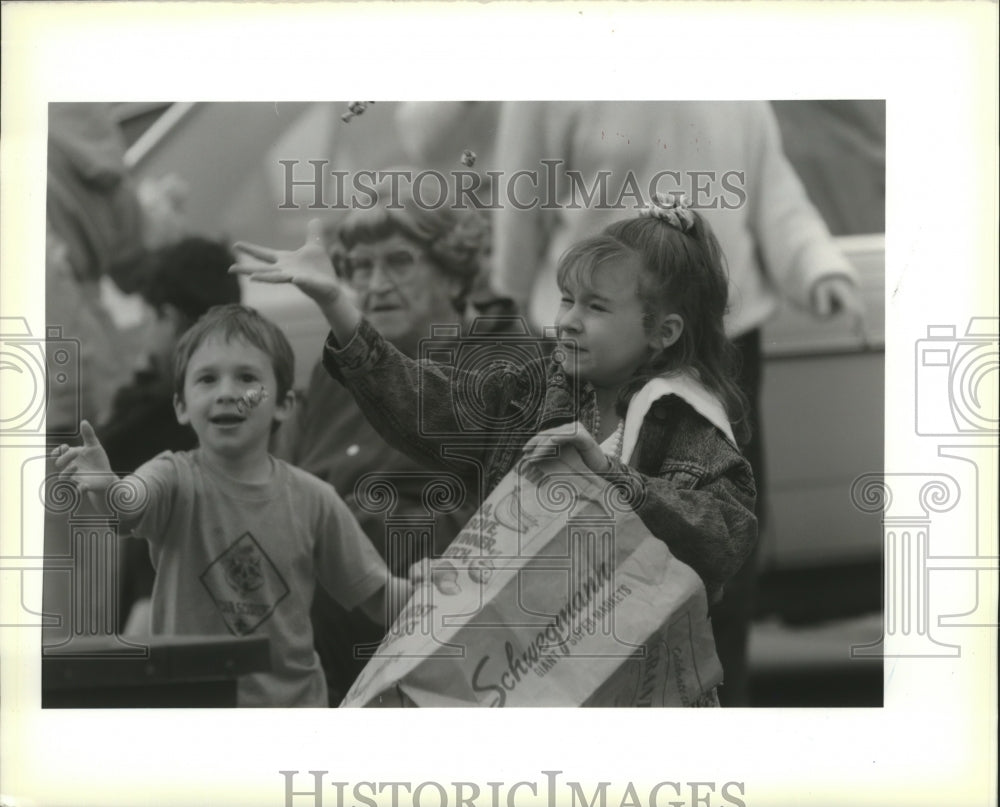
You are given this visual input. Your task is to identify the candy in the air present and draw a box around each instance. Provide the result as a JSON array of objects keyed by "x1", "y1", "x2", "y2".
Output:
[
  {"x1": 341, "y1": 101, "x2": 375, "y2": 123},
  {"x1": 460, "y1": 149, "x2": 477, "y2": 167}
]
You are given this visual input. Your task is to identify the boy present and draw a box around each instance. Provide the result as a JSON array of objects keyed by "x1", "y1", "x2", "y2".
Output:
[
  {"x1": 99, "y1": 237, "x2": 241, "y2": 631},
  {"x1": 53, "y1": 304, "x2": 407, "y2": 707},
  {"x1": 100, "y1": 237, "x2": 242, "y2": 473}
]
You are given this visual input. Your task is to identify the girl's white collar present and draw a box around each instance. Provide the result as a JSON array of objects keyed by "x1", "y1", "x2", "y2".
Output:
[{"x1": 620, "y1": 373, "x2": 736, "y2": 465}]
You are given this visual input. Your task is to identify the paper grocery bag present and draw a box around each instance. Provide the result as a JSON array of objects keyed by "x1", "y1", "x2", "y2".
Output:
[{"x1": 341, "y1": 448, "x2": 723, "y2": 707}]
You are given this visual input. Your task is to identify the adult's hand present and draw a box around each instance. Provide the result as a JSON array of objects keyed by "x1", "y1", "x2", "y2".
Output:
[{"x1": 811, "y1": 274, "x2": 867, "y2": 341}]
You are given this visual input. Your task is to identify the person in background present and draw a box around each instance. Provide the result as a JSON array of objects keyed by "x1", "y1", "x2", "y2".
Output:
[
  {"x1": 273, "y1": 181, "x2": 508, "y2": 704},
  {"x1": 44, "y1": 103, "x2": 188, "y2": 650},
  {"x1": 97, "y1": 237, "x2": 242, "y2": 631},
  {"x1": 46, "y1": 102, "x2": 148, "y2": 432},
  {"x1": 771, "y1": 100, "x2": 885, "y2": 237},
  {"x1": 489, "y1": 101, "x2": 865, "y2": 706},
  {"x1": 46, "y1": 103, "x2": 190, "y2": 430}
]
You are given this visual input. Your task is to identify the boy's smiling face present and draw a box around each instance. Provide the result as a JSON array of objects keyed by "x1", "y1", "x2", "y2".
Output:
[{"x1": 174, "y1": 335, "x2": 291, "y2": 460}]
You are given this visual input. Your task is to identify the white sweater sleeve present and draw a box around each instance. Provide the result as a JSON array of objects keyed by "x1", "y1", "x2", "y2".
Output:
[
  {"x1": 747, "y1": 102, "x2": 858, "y2": 310},
  {"x1": 491, "y1": 102, "x2": 551, "y2": 306}
]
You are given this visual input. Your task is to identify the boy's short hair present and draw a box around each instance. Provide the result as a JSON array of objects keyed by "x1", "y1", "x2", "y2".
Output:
[
  {"x1": 173, "y1": 304, "x2": 295, "y2": 402},
  {"x1": 139, "y1": 237, "x2": 241, "y2": 323}
]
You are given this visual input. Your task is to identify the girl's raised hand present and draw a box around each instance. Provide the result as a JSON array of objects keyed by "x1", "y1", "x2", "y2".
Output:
[
  {"x1": 522, "y1": 422, "x2": 612, "y2": 475},
  {"x1": 230, "y1": 219, "x2": 345, "y2": 309},
  {"x1": 50, "y1": 420, "x2": 118, "y2": 494}
]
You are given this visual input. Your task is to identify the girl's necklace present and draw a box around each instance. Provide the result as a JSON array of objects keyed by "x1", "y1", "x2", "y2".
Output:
[
  {"x1": 610, "y1": 418, "x2": 625, "y2": 462},
  {"x1": 591, "y1": 402, "x2": 626, "y2": 462}
]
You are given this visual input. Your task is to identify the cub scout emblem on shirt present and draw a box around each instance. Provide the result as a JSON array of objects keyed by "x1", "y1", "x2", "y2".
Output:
[
  {"x1": 224, "y1": 543, "x2": 264, "y2": 594},
  {"x1": 200, "y1": 532, "x2": 290, "y2": 636}
]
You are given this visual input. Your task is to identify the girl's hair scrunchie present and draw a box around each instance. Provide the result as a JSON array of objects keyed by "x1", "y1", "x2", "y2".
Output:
[{"x1": 641, "y1": 192, "x2": 696, "y2": 233}]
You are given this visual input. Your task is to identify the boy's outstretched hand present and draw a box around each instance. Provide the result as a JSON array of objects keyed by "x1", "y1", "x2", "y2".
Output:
[
  {"x1": 51, "y1": 420, "x2": 118, "y2": 494},
  {"x1": 230, "y1": 219, "x2": 345, "y2": 308}
]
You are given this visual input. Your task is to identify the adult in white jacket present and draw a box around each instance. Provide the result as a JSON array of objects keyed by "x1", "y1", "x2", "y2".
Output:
[{"x1": 491, "y1": 101, "x2": 861, "y2": 334}]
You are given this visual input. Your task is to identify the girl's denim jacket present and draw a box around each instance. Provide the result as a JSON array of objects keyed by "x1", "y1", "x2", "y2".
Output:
[{"x1": 323, "y1": 319, "x2": 758, "y2": 602}]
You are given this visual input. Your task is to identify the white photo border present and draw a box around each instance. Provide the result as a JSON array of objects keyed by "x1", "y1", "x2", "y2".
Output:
[{"x1": 1, "y1": 3, "x2": 997, "y2": 807}]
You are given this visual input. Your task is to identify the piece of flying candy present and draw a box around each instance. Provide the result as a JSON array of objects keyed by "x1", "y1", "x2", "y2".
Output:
[
  {"x1": 460, "y1": 149, "x2": 477, "y2": 167},
  {"x1": 341, "y1": 101, "x2": 375, "y2": 123}
]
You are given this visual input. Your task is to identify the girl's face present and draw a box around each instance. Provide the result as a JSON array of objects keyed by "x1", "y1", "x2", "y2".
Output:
[{"x1": 555, "y1": 258, "x2": 664, "y2": 389}]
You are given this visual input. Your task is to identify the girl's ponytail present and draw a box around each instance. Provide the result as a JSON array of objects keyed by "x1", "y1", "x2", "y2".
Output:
[{"x1": 604, "y1": 200, "x2": 751, "y2": 446}]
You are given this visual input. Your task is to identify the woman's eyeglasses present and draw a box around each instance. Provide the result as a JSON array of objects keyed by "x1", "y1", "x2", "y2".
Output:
[{"x1": 342, "y1": 249, "x2": 423, "y2": 287}]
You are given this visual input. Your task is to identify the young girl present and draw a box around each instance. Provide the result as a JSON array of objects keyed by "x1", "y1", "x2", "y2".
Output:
[{"x1": 231, "y1": 194, "x2": 757, "y2": 621}]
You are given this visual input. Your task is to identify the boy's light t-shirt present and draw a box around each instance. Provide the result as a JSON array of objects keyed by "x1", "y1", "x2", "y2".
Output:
[{"x1": 129, "y1": 449, "x2": 389, "y2": 707}]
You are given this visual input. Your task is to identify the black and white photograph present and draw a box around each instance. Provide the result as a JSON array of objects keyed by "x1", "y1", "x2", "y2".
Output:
[
  {"x1": 37, "y1": 97, "x2": 887, "y2": 713},
  {"x1": 1, "y1": 4, "x2": 996, "y2": 807}
]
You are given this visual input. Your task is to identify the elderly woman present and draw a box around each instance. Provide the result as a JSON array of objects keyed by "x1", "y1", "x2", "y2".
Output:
[{"x1": 275, "y1": 181, "x2": 512, "y2": 705}]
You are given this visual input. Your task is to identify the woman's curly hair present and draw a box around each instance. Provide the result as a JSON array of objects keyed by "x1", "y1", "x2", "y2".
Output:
[{"x1": 332, "y1": 176, "x2": 488, "y2": 313}]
